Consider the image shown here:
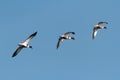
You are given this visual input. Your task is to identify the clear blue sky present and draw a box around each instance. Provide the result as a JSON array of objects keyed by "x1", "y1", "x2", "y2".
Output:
[{"x1": 0, "y1": 0, "x2": 119, "y2": 80}]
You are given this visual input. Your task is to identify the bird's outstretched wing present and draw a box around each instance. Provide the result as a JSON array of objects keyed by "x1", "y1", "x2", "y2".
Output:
[
  {"x1": 24, "y1": 32, "x2": 37, "y2": 44},
  {"x1": 56, "y1": 37, "x2": 64, "y2": 49},
  {"x1": 92, "y1": 28, "x2": 98, "y2": 39},
  {"x1": 64, "y1": 32, "x2": 75, "y2": 38},
  {"x1": 64, "y1": 32, "x2": 75, "y2": 35},
  {"x1": 12, "y1": 47, "x2": 23, "y2": 57},
  {"x1": 98, "y1": 22, "x2": 108, "y2": 25}
]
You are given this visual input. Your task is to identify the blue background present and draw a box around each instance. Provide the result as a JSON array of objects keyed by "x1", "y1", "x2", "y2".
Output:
[{"x1": 0, "y1": 0, "x2": 119, "y2": 80}]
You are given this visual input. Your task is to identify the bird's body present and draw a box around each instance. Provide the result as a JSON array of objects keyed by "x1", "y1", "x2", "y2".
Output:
[
  {"x1": 56, "y1": 32, "x2": 75, "y2": 49},
  {"x1": 92, "y1": 22, "x2": 108, "y2": 39},
  {"x1": 18, "y1": 43, "x2": 31, "y2": 48},
  {"x1": 12, "y1": 32, "x2": 37, "y2": 57}
]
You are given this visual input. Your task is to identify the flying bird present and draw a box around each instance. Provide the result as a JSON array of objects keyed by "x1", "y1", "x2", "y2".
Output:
[
  {"x1": 56, "y1": 32, "x2": 75, "y2": 49},
  {"x1": 92, "y1": 22, "x2": 108, "y2": 39},
  {"x1": 12, "y1": 32, "x2": 37, "y2": 57}
]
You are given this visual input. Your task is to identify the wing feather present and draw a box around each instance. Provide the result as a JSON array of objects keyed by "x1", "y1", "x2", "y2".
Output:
[
  {"x1": 64, "y1": 32, "x2": 75, "y2": 37},
  {"x1": 12, "y1": 47, "x2": 23, "y2": 57},
  {"x1": 64, "y1": 32, "x2": 75, "y2": 35},
  {"x1": 24, "y1": 32, "x2": 37, "y2": 44},
  {"x1": 56, "y1": 37, "x2": 64, "y2": 49},
  {"x1": 98, "y1": 22, "x2": 108, "y2": 26},
  {"x1": 92, "y1": 28, "x2": 98, "y2": 39}
]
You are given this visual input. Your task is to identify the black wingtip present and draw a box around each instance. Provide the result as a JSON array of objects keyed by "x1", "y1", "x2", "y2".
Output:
[
  {"x1": 12, "y1": 53, "x2": 15, "y2": 57},
  {"x1": 104, "y1": 22, "x2": 108, "y2": 24},
  {"x1": 92, "y1": 34, "x2": 95, "y2": 40},
  {"x1": 72, "y1": 32, "x2": 75, "y2": 34},
  {"x1": 56, "y1": 45, "x2": 59, "y2": 49},
  {"x1": 92, "y1": 36, "x2": 95, "y2": 40},
  {"x1": 34, "y1": 31, "x2": 37, "y2": 35},
  {"x1": 92, "y1": 37, "x2": 95, "y2": 40},
  {"x1": 32, "y1": 31, "x2": 37, "y2": 37}
]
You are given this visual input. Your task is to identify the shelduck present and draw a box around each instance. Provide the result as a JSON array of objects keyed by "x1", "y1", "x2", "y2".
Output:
[
  {"x1": 12, "y1": 32, "x2": 37, "y2": 57},
  {"x1": 92, "y1": 22, "x2": 108, "y2": 39},
  {"x1": 56, "y1": 32, "x2": 75, "y2": 49}
]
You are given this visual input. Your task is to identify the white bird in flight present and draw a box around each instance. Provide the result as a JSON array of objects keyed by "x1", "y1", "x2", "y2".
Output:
[
  {"x1": 12, "y1": 32, "x2": 37, "y2": 57},
  {"x1": 56, "y1": 32, "x2": 75, "y2": 49},
  {"x1": 92, "y1": 22, "x2": 108, "y2": 39}
]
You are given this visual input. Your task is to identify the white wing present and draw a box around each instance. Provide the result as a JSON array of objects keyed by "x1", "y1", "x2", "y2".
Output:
[
  {"x1": 24, "y1": 32, "x2": 37, "y2": 44},
  {"x1": 92, "y1": 29, "x2": 98, "y2": 39}
]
